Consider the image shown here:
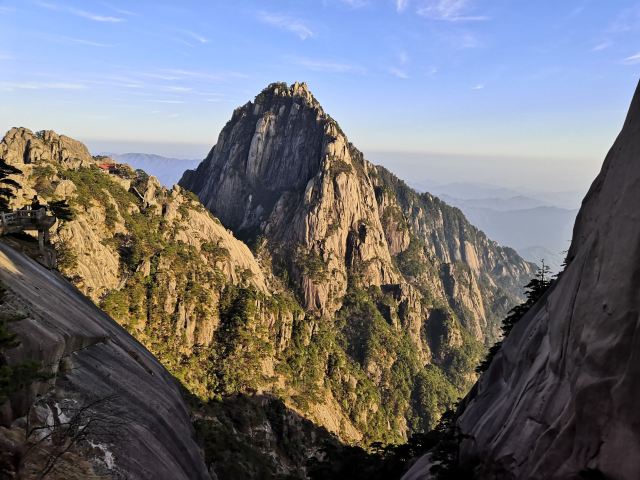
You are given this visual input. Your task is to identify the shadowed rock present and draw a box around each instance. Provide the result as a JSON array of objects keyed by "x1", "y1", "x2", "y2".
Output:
[
  {"x1": 404, "y1": 81, "x2": 640, "y2": 479},
  {"x1": 0, "y1": 241, "x2": 210, "y2": 479}
]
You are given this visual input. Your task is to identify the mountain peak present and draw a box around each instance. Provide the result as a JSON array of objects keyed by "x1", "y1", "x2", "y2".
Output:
[
  {"x1": 261, "y1": 81, "x2": 312, "y2": 98},
  {"x1": 180, "y1": 82, "x2": 534, "y2": 328},
  {"x1": 250, "y1": 81, "x2": 324, "y2": 115}
]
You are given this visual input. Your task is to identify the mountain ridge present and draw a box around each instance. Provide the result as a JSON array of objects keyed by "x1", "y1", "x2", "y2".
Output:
[
  {"x1": 181, "y1": 81, "x2": 535, "y2": 339},
  {"x1": 1, "y1": 82, "x2": 534, "y2": 477}
]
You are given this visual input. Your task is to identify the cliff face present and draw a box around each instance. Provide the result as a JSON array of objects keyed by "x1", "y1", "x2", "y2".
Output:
[
  {"x1": 0, "y1": 241, "x2": 210, "y2": 479},
  {"x1": 405, "y1": 83, "x2": 640, "y2": 480},
  {"x1": 1, "y1": 82, "x2": 533, "y2": 476},
  {"x1": 181, "y1": 81, "x2": 534, "y2": 343}
]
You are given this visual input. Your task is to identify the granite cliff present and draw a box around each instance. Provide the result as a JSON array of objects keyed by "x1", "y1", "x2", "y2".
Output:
[
  {"x1": 1, "y1": 83, "x2": 534, "y2": 478},
  {"x1": 403, "y1": 82, "x2": 640, "y2": 479},
  {"x1": 0, "y1": 241, "x2": 210, "y2": 479},
  {"x1": 181, "y1": 82, "x2": 534, "y2": 346}
]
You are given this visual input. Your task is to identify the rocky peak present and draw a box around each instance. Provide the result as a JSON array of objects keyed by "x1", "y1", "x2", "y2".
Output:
[
  {"x1": 1, "y1": 127, "x2": 93, "y2": 169},
  {"x1": 181, "y1": 82, "x2": 535, "y2": 338},
  {"x1": 256, "y1": 81, "x2": 323, "y2": 111}
]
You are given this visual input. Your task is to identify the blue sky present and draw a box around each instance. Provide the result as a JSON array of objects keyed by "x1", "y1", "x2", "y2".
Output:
[{"x1": 2, "y1": 0, "x2": 640, "y2": 191}]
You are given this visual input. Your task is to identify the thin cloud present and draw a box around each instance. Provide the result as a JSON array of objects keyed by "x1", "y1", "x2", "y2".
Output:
[
  {"x1": 35, "y1": 1, "x2": 124, "y2": 22},
  {"x1": 177, "y1": 29, "x2": 210, "y2": 45},
  {"x1": 0, "y1": 6, "x2": 16, "y2": 14},
  {"x1": 140, "y1": 72, "x2": 184, "y2": 81},
  {"x1": 161, "y1": 86, "x2": 192, "y2": 93},
  {"x1": 53, "y1": 34, "x2": 112, "y2": 47},
  {"x1": 396, "y1": 0, "x2": 409, "y2": 12},
  {"x1": 416, "y1": 0, "x2": 489, "y2": 22},
  {"x1": 592, "y1": 40, "x2": 613, "y2": 52},
  {"x1": 425, "y1": 66, "x2": 439, "y2": 76},
  {"x1": 389, "y1": 67, "x2": 409, "y2": 79},
  {"x1": 0, "y1": 82, "x2": 87, "y2": 91},
  {"x1": 159, "y1": 69, "x2": 247, "y2": 81},
  {"x1": 439, "y1": 31, "x2": 482, "y2": 49},
  {"x1": 606, "y1": 6, "x2": 640, "y2": 35},
  {"x1": 258, "y1": 12, "x2": 314, "y2": 40},
  {"x1": 294, "y1": 57, "x2": 363, "y2": 73},
  {"x1": 70, "y1": 8, "x2": 123, "y2": 22},
  {"x1": 137, "y1": 70, "x2": 246, "y2": 82},
  {"x1": 0, "y1": 53, "x2": 13, "y2": 61},
  {"x1": 146, "y1": 99, "x2": 186, "y2": 104},
  {"x1": 471, "y1": 83, "x2": 485, "y2": 90},
  {"x1": 100, "y1": 2, "x2": 136, "y2": 16},
  {"x1": 622, "y1": 52, "x2": 640, "y2": 65},
  {"x1": 389, "y1": 52, "x2": 409, "y2": 79}
]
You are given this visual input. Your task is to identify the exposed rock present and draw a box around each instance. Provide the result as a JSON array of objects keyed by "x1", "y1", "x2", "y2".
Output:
[
  {"x1": 175, "y1": 82, "x2": 539, "y2": 450},
  {"x1": 0, "y1": 79, "x2": 534, "y2": 475},
  {"x1": 181, "y1": 81, "x2": 535, "y2": 342},
  {"x1": 404, "y1": 82, "x2": 640, "y2": 480},
  {"x1": 1, "y1": 128, "x2": 92, "y2": 169},
  {"x1": 0, "y1": 241, "x2": 210, "y2": 479}
]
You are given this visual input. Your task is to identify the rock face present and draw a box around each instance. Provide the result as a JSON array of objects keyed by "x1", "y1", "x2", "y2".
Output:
[
  {"x1": 0, "y1": 241, "x2": 210, "y2": 479},
  {"x1": 0, "y1": 81, "x2": 534, "y2": 476},
  {"x1": 1, "y1": 128, "x2": 92, "y2": 169},
  {"x1": 181, "y1": 81, "x2": 534, "y2": 342},
  {"x1": 405, "y1": 82, "x2": 640, "y2": 480}
]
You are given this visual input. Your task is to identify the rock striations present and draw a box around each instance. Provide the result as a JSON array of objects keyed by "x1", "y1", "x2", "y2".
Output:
[
  {"x1": 1, "y1": 83, "x2": 535, "y2": 478},
  {"x1": 181, "y1": 81, "x2": 534, "y2": 343},
  {"x1": 0, "y1": 241, "x2": 210, "y2": 479},
  {"x1": 405, "y1": 82, "x2": 640, "y2": 479}
]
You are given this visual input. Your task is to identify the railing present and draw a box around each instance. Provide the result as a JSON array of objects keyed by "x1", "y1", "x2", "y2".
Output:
[{"x1": 0, "y1": 208, "x2": 47, "y2": 227}]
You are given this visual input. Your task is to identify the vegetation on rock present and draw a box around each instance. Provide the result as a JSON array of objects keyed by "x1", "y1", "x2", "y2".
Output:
[{"x1": 3, "y1": 118, "x2": 535, "y2": 478}]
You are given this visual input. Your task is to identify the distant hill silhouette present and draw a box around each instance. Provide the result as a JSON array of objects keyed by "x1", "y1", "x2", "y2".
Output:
[{"x1": 102, "y1": 152, "x2": 200, "y2": 187}]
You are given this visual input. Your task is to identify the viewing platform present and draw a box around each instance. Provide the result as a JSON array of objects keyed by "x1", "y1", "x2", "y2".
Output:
[{"x1": 0, "y1": 208, "x2": 57, "y2": 249}]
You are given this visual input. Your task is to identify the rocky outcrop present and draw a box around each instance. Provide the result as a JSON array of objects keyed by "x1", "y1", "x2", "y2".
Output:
[
  {"x1": 177, "y1": 82, "x2": 541, "y2": 451},
  {"x1": 181, "y1": 81, "x2": 535, "y2": 342},
  {"x1": 1, "y1": 127, "x2": 92, "y2": 169},
  {"x1": 0, "y1": 240, "x2": 210, "y2": 479},
  {"x1": 405, "y1": 82, "x2": 640, "y2": 480},
  {"x1": 0, "y1": 127, "x2": 268, "y2": 300},
  {"x1": 182, "y1": 82, "x2": 398, "y2": 318},
  {"x1": 0, "y1": 84, "x2": 533, "y2": 475}
]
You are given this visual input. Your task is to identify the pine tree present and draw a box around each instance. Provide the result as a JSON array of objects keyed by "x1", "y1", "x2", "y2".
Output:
[
  {"x1": 0, "y1": 157, "x2": 22, "y2": 212},
  {"x1": 48, "y1": 199, "x2": 75, "y2": 222},
  {"x1": 476, "y1": 261, "x2": 552, "y2": 373}
]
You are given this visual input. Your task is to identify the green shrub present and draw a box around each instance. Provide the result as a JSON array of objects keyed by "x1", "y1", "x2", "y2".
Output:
[
  {"x1": 298, "y1": 250, "x2": 328, "y2": 281},
  {"x1": 395, "y1": 237, "x2": 426, "y2": 278}
]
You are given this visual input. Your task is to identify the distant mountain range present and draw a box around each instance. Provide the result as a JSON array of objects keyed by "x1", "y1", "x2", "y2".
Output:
[
  {"x1": 101, "y1": 152, "x2": 201, "y2": 187},
  {"x1": 410, "y1": 180, "x2": 584, "y2": 210},
  {"x1": 408, "y1": 182, "x2": 580, "y2": 273}
]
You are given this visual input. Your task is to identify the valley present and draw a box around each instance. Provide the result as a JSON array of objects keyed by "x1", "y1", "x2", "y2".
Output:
[{"x1": 0, "y1": 82, "x2": 536, "y2": 478}]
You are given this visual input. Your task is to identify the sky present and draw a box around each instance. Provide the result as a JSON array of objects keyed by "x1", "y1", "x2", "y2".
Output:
[{"x1": 2, "y1": 0, "x2": 640, "y2": 194}]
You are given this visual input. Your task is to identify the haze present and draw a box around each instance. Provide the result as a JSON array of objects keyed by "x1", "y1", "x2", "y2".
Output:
[{"x1": 3, "y1": 0, "x2": 640, "y2": 195}]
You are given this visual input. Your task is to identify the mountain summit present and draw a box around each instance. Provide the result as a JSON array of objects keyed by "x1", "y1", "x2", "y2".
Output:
[
  {"x1": 181, "y1": 81, "x2": 534, "y2": 338},
  {"x1": 178, "y1": 81, "x2": 537, "y2": 448}
]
